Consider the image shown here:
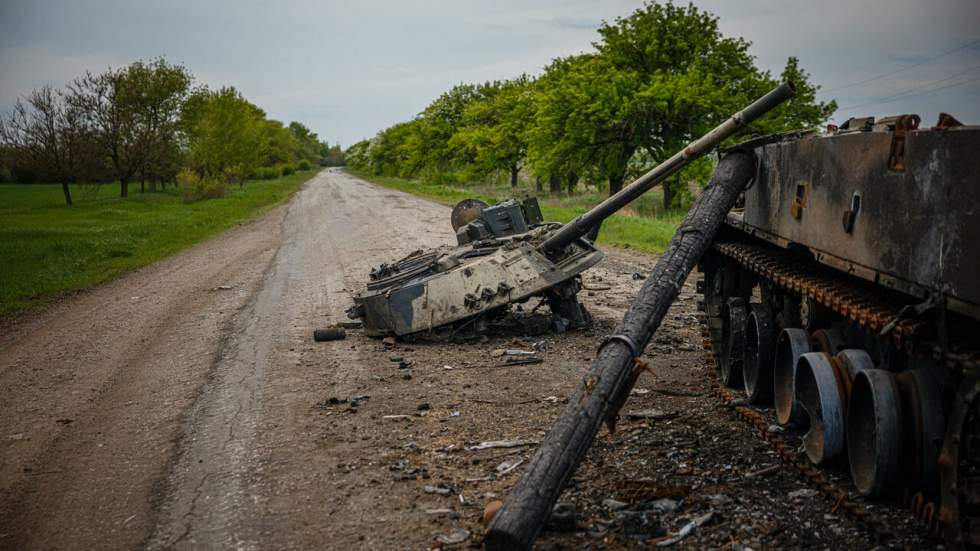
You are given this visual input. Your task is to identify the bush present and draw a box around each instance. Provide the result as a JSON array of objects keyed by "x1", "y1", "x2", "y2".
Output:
[
  {"x1": 281, "y1": 163, "x2": 296, "y2": 176},
  {"x1": 252, "y1": 166, "x2": 280, "y2": 180},
  {"x1": 178, "y1": 169, "x2": 227, "y2": 202},
  {"x1": 297, "y1": 160, "x2": 311, "y2": 171},
  {"x1": 0, "y1": 165, "x2": 11, "y2": 183}
]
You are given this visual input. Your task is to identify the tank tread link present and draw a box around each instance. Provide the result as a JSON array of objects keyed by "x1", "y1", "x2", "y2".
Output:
[{"x1": 698, "y1": 114, "x2": 980, "y2": 549}]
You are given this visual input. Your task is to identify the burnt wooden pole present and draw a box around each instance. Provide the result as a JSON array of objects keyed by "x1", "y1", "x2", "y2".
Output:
[{"x1": 485, "y1": 150, "x2": 757, "y2": 550}]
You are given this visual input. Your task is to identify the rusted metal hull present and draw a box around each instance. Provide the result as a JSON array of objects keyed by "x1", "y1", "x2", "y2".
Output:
[{"x1": 729, "y1": 125, "x2": 980, "y2": 319}]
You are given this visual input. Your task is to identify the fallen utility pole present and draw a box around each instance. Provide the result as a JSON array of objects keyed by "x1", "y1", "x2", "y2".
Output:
[{"x1": 485, "y1": 83, "x2": 795, "y2": 551}]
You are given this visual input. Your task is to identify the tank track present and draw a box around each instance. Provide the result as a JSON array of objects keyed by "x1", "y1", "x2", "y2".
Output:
[{"x1": 697, "y1": 239, "x2": 980, "y2": 548}]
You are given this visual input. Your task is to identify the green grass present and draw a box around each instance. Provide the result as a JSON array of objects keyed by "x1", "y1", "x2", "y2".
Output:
[
  {"x1": 346, "y1": 168, "x2": 683, "y2": 255},
  {"x1": 0, "y1": 169, "x2": 320, "y2": 318}
]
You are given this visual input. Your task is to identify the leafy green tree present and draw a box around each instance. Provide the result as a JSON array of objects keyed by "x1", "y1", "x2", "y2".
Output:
[
  {"x1": 287, "y1": 122, "x2": 321, "y2": 162},
  {"x1": 180, "y1": 86, "x2": 266, "y2": 185},
  {"x1": 406, "y1": 83, "x2": 481, "y2": 182},
  {"x1": 119, "y1": 58, "x2": 192, "y2": 192},
  {"x1": 451, "y1": 75, "x2": 534, "y2": 187},
  {"x1": 592, "y1": 2, "x2": 834, "y2": 207},
  {"x1": 527, "y1": 54, "x2": 634, "y2": 195},
  {"x1": 368, "y1": 120, "x2": 417, "y2": 176}
]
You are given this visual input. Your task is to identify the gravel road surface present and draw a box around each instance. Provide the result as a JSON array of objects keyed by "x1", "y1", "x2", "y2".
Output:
[{"x1": 0, "y1": 169, "x2": 931, "y2": 550}]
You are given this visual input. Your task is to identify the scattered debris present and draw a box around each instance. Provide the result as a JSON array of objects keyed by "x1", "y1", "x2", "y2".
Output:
[
  {"x1": 742, "y1": 465, "x2": 780, "y2": 479},
  {"x1": 425, "y1": 508, "x2": 453, "y2": 515},
  {"x1": 211, "y1": 285, "x2": 233, "y2": 291},
  {"x1": 435, "y1": 528, "x2": 470, "y2": 545},
  {"x1": 424, "y1": 484, "x2": 453, "y2": 495},
  {"x1": 499, "y1": 357, "x2": 544, "y2": 367},
  {"x1": 313, "y1": 327, "x2": 346, "y2": 342},
  {"x1": 491, "y1": 348, "x2": 536, "y2": 358},
  {"x1": 382, "y1": 415, "x2": 413, "y2": 421},
  {"x1": 655, "y1": 511, "x2": 714, "y2": 547},
  {"x1": 602, "y1": 498, "x2": 629, "y2": 511},
  {"x1": 417, "y1": 402, "x2": 431, "y2": 411},
  {"x1": 466, "y1": 440, "x2": 537, "y2": 451},
  {"x1": 788, "y1": 488, "x2": 819, "y2": 499},
  {"x1": 625, "y1": 409, "x2": 678, "y2": 420},
  {"x1": 337, "y1": 320, "x2": 362, "y2": 329},
  {"x1": 494, "y1": 458, "x2": 524, "y2": 476},
  {"x1": 653, "y1": 388, "x2": 704, "y2": 398}
]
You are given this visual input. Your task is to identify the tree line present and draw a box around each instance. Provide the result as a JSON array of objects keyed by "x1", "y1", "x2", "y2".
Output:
[
  {"x1": 0, "y1": 57, "x2": 341, "y2": 205},
  {"x1": 346, "y1": 2, "x2": 837, "y2": 209}
]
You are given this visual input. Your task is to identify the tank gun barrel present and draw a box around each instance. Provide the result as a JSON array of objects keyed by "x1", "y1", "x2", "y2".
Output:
[{"x1": 539, "y1": 81, "x2": 796, "y2": 254}]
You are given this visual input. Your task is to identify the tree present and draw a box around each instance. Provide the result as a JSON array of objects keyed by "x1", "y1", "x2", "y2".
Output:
[
  {"x1": 451, "y1": 75, "x2": 534, "y2": 187},
  {"x1": 119, "y1": 58, "x2": 192, "y2": 192},
  {"x1": 70, "y1": 68, "x2": 141, "y2": 198},
  {"x1": 180, "y1": 86, "x2": 266, "y2": 185},
  {"x1": 528, "y1": 54, "x2": 635, "y2": 196},
  {"x1": 0, "y1": 86, "x2": 96, "y2": 206},
  {"x1": 592, "y1": 2, "x2": 834, "y2": 207},
  {"x1": 406, "y1": 83, "x2": 481, "y2": 182}
]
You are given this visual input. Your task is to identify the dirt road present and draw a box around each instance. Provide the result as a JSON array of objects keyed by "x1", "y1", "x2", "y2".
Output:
[{"x1": 0, "y1": 169, "x2": 929, "y2": 550}]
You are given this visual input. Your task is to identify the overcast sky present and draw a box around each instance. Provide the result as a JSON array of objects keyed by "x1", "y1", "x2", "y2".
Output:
[{"x1": 1, "y1": 0, "x2": 978, "y2": 147}]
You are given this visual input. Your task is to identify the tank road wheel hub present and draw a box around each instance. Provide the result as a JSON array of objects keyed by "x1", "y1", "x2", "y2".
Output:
[
  {"x1": 743, "y1": 304, "x2": 776, "y2": 404},
  {"x1": 720, "y1": 297, "x2": 747, "y2": 389},
  {"x1": 774, "y1": 328, "x2": 812, "y2": 427},
  {"x1": 847, "y1": 369, "x2": 903, "y2": 497}
]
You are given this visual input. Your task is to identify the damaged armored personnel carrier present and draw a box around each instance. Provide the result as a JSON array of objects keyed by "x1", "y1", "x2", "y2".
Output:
[
  {"x1": 347, "y1": 196, "x2": 602, "y2": 337},
  {"x1": 699, "y1": 113, "x2": 980, "y2": 548}
]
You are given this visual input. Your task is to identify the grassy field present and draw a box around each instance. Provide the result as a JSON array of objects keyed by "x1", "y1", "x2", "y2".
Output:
[
  {"x1": 0, "y1": 169, "x2": 319, "y2": 318},
  {"x1": 346, "y1": 168, "x2": 684, "y2": 255}
]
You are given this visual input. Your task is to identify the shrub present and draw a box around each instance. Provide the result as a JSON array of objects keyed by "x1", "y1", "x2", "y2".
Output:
[
  {"x1": 297, "y1": 160, "x2": 311, "y2": 171},
  {"x1": 252, "y1": 166, "x2": 279, "y2": 180},
  {"x1": 281, "y1": 163, "x2": 296, "y2": 176},
  {"x1": 0, "y1": 165, "x2": 11, "y2": 183},
  {"x1": 178, "y1": 169, "x2": 227, "y2": 202}
]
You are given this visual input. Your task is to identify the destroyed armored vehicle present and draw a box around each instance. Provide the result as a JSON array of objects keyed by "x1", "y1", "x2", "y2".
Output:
[
  {"x1": 699, "y1": 113, "x2": 980, "y2": 548},
  {"x1": 348, "y1": 196, "x2": 602, "y2": 337}
]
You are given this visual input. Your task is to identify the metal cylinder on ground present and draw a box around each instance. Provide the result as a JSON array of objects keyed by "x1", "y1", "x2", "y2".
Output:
[
  {"x1": 743, "y1": 303, "x2": 776, "y2": 404},
  {"x1": 774, "y1": 327, "x2": 812, "y2": 426}
]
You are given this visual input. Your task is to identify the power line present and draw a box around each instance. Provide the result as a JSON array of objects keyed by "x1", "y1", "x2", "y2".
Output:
[
  {"x1": 821, "y1": 37, "x2": 980, "y2": 93},
  {"x1": 835, "y1": 73, "x2": 980, "y2": 113},
  {"x1": 835, "y1": 64, "x2": 980, "y2": 111}
]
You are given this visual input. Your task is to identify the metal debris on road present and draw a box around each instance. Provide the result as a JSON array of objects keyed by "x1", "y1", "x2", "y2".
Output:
[
  {"x1": 466, "y1": 440, "x2": 538, "y2": 451},
  {"x1": 312, "y1": 327, "x2": 346, "y2": 341},
  {"x1": 435, "y1": 528, "x2": 470, "y2": 545},
  {"x1": 655, "y1": 511, "x2": 714, "y2": 547}
]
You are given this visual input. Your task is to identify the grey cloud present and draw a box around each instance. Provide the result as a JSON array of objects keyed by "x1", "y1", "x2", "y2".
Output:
[{"x1": 1, "y1": 0, "x2": 978, "y2": 146}]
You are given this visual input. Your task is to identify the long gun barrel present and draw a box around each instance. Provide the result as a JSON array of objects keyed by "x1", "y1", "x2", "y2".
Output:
[{"x1": 539, "y1": 81, "x2": 796, "y2": 254}]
